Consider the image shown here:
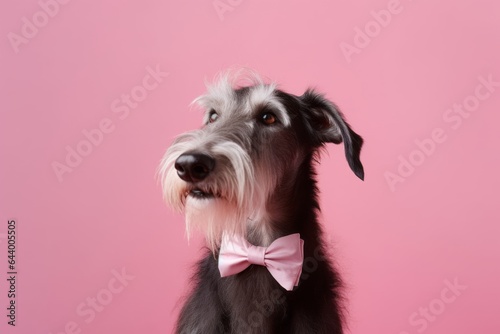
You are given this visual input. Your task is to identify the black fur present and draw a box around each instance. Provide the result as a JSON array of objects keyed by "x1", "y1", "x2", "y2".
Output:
[{"x1": 174, "y1": 89, "x2": 363, "y2": 334}]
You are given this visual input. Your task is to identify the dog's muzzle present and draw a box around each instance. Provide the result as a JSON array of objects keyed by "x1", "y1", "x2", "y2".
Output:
[{"x1": 174, "y1": 152, "x2": 215, "y2": 183}]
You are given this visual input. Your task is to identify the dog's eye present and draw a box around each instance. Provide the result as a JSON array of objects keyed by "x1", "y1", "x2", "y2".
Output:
[
  {"x1": 208, "y1": 110, "x2": 219, "y2": 123},
  {"x1": 260, "y1": 112, "x2": 277, "y2": 125}
]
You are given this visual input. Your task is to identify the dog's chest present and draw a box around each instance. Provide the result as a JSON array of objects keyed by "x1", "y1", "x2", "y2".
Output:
[{"x1": 220, "y1": 265, "x2": 289, "y2": 330}]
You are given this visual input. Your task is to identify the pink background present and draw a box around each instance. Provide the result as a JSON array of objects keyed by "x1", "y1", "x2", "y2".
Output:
[{"x1": 1, "y1": 0, "x2": 499, "y2": 333}]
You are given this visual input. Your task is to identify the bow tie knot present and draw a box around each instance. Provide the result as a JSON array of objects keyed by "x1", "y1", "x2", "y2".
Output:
[
  {"x1": 218, "y1": 233, "x2": 304, "y2": 291},
  {"x1": 247, "y1": 244, "x2": 267, "y2": 266}
]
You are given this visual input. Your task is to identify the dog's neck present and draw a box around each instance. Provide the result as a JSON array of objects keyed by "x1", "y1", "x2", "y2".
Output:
[{"x1": 246, "y1": 153, "x2": 321, "y2": 247}]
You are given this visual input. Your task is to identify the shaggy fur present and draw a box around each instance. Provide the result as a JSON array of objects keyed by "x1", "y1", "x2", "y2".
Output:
[{"x1": 159, "y1": 71, "x2": 364, "y2": 333}]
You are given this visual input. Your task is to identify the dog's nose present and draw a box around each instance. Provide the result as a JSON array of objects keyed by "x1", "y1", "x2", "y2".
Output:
[{"x1": 174, "y1": 152, "x2": 215, "y2": 183}]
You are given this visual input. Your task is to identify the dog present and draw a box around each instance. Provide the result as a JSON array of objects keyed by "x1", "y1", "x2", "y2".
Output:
[{"x1": 159, "y1": 70, "x2": 364, "y2": 333}]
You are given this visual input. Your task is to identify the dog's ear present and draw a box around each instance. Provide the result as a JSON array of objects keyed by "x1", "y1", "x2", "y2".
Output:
[{"x1": 300, "y1": 89, "x2": 364, "y2": 180}]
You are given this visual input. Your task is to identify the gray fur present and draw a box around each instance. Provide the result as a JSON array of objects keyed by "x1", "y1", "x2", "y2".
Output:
[{"x1": 159, "y1": 71, "x2": 364, "y2": 333}]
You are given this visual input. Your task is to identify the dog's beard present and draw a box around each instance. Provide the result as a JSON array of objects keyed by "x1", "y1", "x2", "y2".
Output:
[
  {"x1": 159, "y1": 136, "x2": 294, "y2": 251},
  {"x1": 180, "y1": 165, "x2": 281, "y2": 251},
  {"x1": 159, "y1": 131, "x2": 264, "y2": 252},
  {"x1": 184, "y1": 196, "x2": 249, "y2": 252}
]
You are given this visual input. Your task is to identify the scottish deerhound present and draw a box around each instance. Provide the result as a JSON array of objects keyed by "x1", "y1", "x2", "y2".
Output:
[{"x1": 159, "y1": 71, "x2": 364, "y2": 334}]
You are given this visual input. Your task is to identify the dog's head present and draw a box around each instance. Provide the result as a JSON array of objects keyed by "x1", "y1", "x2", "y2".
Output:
[{"x1": 158, "y1": 70, "x2": 363, "y2": 249}]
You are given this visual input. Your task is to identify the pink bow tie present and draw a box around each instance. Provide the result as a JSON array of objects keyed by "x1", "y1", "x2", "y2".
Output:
[{"x1": 218, "y1": 233, "x2": 304, "y2": 291}]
